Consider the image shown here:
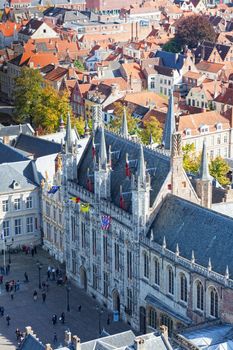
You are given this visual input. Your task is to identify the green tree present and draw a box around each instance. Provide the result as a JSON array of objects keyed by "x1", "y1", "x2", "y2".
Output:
[
  {"x1": 163, "y1": 38, "x2": 181, "y2": 53},
  {"x1": 73, "y1": 116, "x2": 85, "y2": 136},
  {"x1": 14, "y1": 67, "x2": 43, "y2": 124},
  {"x1": 182, "y1": 143, "x2": 201, "y2": 174},
  {"x1": 210, "y1": 157, "x2": 230, "y2": 186},
  {"x1": 109, "y1": 102, "x2": 138, "y2": 134},
  {"x1": 74, "y1": 59, "x2": 85, "y2": 72},
  {"x1": 175, "y1": 15, "x2": 216, "y2": 49},
  {"x1": 139, "y1": 116, "x2": 163, "y2": 145}
]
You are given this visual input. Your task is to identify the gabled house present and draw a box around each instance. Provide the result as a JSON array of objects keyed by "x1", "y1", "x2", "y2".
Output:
[{"x1": 18, "y1": 19, "x2": 59, "y2": 43}]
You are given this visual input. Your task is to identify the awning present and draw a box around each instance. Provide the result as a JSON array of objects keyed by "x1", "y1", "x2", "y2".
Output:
[{"x1": 145, "y1": 294, "x2": 192, "y2": 325}]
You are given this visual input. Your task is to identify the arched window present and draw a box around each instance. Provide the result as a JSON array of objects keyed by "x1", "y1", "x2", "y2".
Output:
[
  {"x1": 180, "y1": 273, "x2": 187, "y2": 302},
  {"x1": 210, "y1": 288, "x2": 218, "y2": 318},
  {"x1": 196, "y1": 280, "x2": 204, "y2": 311},
  {"x1": 148, "y1": 308, "x2": 157, "y2": 329},
  {"x1": 154, "y1": 258, "x2": 160, "y2": 286},
  {"x1": 168, "y1": 266, "x2": 174, "y2": 295},
  {"x1": 144, "y1": 252, "x2": 149, "y2": 279}
]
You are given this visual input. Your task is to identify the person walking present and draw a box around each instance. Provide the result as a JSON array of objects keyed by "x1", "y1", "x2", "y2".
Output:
[
  {"x1": 42, "y1": 291, "x2": 46, "y2": 303},
  {"x1": 53, "y1": 332, "x2": 57, "y2": 344},
  {"x1": 47, "y1": 266, "x2": 51, "y2": 280},
  {"x1": 78, "y1": 305, "x2": 82, "y2": 312},
  {"x1": 52, "y1": 314, "x2": 57, "y2": 325},
  {"x1": 10, "y1": 289, "x2": 14, "y2": 300},
  {"x1": 60, "y1": 312, "x2": 65, "y2": 324},
  {"x1": 24, "y1": 272, "x2": 29, "y2": 283},
  {"x1": 15, "y1": 328, "x2": 21, "y2": 341},
  {"x1": 6, "y1": 315, "x2": 10, "y2": 326},
  {"x1": 33, "y1": 290, "x2": 38, "y2": 301},
  {"x1": 1, "y1": 306, "x2": 4, "y2": 317}
]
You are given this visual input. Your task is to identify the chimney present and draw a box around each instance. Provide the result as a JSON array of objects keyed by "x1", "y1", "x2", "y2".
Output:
[
  {"x1": 134, "y1": 337, "x2": 145, "y2": 350},
  {"x1": 25, "y1": 326, "x2": 33, "y2": 335},
  {"x1": 72, "y1": 335, "x2": 81, "y2": 350},
  {"x1": 160, "y1": 325, "x2": 168, "y2": 340}
]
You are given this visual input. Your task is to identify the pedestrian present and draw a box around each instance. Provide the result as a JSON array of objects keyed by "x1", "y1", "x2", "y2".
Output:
[
  {"x1": 47, "y1": 266, "x2": 51, "y2": 280},
  {"x1": 107, "y1": 315, "x2": 110, "y2": 325},
  {"x1": 33, "y1": 290, "x2": 38, "y2": 301},
  {"x1": 1, "y1": 306, "x2": 4, "y2": 317},
  {"x1": 7, "y1": 264, "x2": 10, "y2": 273},
  {"x1": 15, "y1": 328, "x2": 20, "y2": 341},
  {"x1": 60, "y1": 312, "x2": 65, "y2": 324},
  {"x1": 52, "y1": 314, "x2": 57, "y2": 325},
  {"x1": 5, "y1": 282, "x2": 9, "y2": 292},
  {"x1": 42, "y1": 291, "x2": 46, "y2": 303},
  {"x1": 53, "y1": 332, "x2": 57, "y2": 344},
  {"x1": 24, "y1": 272, "x2": 29, "y2": 283},
  {"x1": 16, "y1": 280, "x2": 20, "y2": 291},
  {"x1": 52, "y1": 268, "x2": 56, "y2": 281},
  {"x1": 78, "y1": 305, "x2": 82, "y2": 312},
  {"x1": 10, "y1": 289, "x2": 14, "y2": 300},
  {"x1": 34, "y1": 246, "x2": 37, "y2": 254},
  {"x1": 31, "y1": 248, "x2": 34, "y2": 257},
  {"x1": 6, "y1": 315, "x2": 10, "y2": 326}
]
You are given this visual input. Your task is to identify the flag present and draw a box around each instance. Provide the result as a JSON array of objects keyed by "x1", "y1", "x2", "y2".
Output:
[
  {"x1": 80, "y1": 203, "x2": 90, "y2": 213},
  {"x1": 125, "y1": 162, "x2": 130, "y2": 177},
  {"x1": 120, "y1": 195, "x2": 125, "y2": 210},
  {"x1": 101, "y1": 215, "x2": 111, "y2": 230},
  {"x1": 70, "y1": 197, "x2": 80, "y2": 203},
  {"x1": 48, "y1": 186, "x2": 60, "y2": 194}
]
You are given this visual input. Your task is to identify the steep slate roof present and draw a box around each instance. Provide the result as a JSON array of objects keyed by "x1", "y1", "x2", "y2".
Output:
[
  {"x1": 0, "y1": 123, "x2": 34, "y2": 137},
  {"x1": 0, "y1": 143, "x2": 29, "y2": 164},
  {"x1": 154, "y1": 51, "x2": 185, "y2": 71},
  {"x1": 18, "y1": 19, "x2": 43, "y2": 36},
  {"x1": 14, "y1": 134, "x2": 62, "y2": 158},
  {"x1": 77, "y1": 128, "x2": 170, "y2": 213},
  {"x1": 149, "y1": 194, "x2": 233, "y2": 275},
  {"x1": 18, "y1": 334, "x2": 45, "y2": 350},
  {"x1": 0, "y1": 160, "x2": 39, "y2": 193}
]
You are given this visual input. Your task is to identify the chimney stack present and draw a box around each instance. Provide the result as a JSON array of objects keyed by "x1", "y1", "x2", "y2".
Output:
[
  {"x1": 72, "y1": 335, "x2": 81, "y2": 350},
  {"x1": 45, "y1": 344, "x2": 53, "y2": 350},
  {"x1": 160, "y1": 325, "x2": 168, "y2": 340},
  {"x1": 134, "y1": 337, "x2": 145, "y2": 350}
]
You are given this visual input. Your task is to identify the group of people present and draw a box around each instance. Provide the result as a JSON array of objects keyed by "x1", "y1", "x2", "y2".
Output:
[{"x1": 52, "y1": 312, "x2": 65, "y2": 325}]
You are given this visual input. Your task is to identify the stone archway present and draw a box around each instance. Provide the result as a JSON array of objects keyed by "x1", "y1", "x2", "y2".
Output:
[
  {"x1": 112, "y1": 289, "x2": 120, "y2": 313},
  {"x1": 80, "y1": 266, "x2": 87, "y2": 291}
]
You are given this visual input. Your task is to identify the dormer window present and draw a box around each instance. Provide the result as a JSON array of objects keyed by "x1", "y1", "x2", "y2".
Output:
[
  {"x1": 12, "y1": 180, "x2": 20, "y2": 190},
  {"x1": 185, "y1": 128, "x2": 191, "y2": 136},
  {"x1": 216, "y1": 123, "x2": 222, "y2": 131},
  {"x1": 200, "y1": 124, "x2": 209, "y2": 134}
]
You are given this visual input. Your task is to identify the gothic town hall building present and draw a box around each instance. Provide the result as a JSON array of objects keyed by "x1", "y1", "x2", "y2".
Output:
[{"x1": 43, "y1": 95, "x2": 233, "y2": 336}]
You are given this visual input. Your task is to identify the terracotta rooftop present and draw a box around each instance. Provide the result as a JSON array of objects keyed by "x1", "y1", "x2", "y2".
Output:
[{"x1": 196, "y1": 60, "x2": 225, "y2": 73}]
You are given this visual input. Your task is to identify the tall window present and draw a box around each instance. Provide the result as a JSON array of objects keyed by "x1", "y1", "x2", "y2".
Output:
[
  {"x1": 15, "y1": 218, "x2": 21, "y2": 235},
  {"x1": 127, "y1": 288, "x2": 133, "y2": 315},
  {"x1": 59, "y1": 231, "x2": 63, "y2": 249},
  {"x1": 71, "y1": 250, "x2": 76, "y2": 274},
  {"x1": 210, "y1": 288, "x2": 218, "y2": 318},
  {"x1": 46, "y1": 202, "x2": 50, "y2": 216},
  {"x1": 114, "y1": 242, "x2": 119, "y2": 272},
  {"x1": 127, "y1": 250, "x2": 132, "y2": 279},
  {"x1": 93, "y1": 264, "x2": 98, "y2": 290},
  {"x1": 103, "y1": 271, "x2": 108, "y2": 297},
  {"x1": 149, "y1": 308, "x2": 157, "y2": 329},
  {"x1": 92, "y1": 229, "x2": 96, "y2": 256},
  {"x1": 53, "y1": 207, "x2": 56, "y2": 220},
  {"x1": 3, "y1": 221, "x2": 9, "y2": 237},
  {"x1": 160, "y1": 314, "x2": 173, "y2": 336},
  {"x1": 180, "y1": 274, "x2": 187, "y2": 302},
  {"x1": 81, "y1": 222, "x2": 85, "y2": 248},
  {"x1": 26, "y1": 196, "x2": 32, "y2": 209},
  {"x1": 196, "y1": 281, "x2": 204, "y2": 310},
  {"x1": 47, "y1": 223, "x2": 51, "y2": 241},
  {"x1": 154, "y1": 258, "x2": 160, "y2": 286},
  {"x1": 103, "y1": 236, "x2": 108, "y2": 263},
  {"x1": 168, "y1": 266, "x2": 174, "y2": 295},
  {"x1": 59, "y1": 209, "x2": 62, "y2": 224},
  {"x1": 26, "y1": 217, "x2": 33, "y2": 233},
  {"x1": 14, "y1": 198, "x2": 20, "y2": 210},
  {"x1": 71, "y1": 216, "x2": 76, "y2": 241},
  {"x1": 2, "y1": 200, "x2": 9, "y2": 212},
  {"x1": 144, "y1": 253, "x2": 149, "y2": 279}
]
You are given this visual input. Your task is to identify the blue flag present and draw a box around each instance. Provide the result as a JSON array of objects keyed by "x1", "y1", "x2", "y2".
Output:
[{"x1": 48, "y1": 186, "x2": 60, "y2": 194}]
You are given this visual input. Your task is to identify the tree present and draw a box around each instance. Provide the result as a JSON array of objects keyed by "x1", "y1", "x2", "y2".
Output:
[
  {"x1": 109, "y1": 102, "x2": 138, "y2": 134},
  {"x1": 175, "y1": 15, "x2": 216, "y2": 49},
  {"x1": 182, "y1": 143, "x2": 201, "y2": 174},
  {"x1": 73, "y1": 116, "x2": 85, "y2": 136},
  {"x1": 74, "y1": 59, "x2": 85, "y2": 72},
  {"x1": 210, "y1": 157, "x2": 230, "y2": 186},
  {"x1": 163, "y1": 38, "x2": 181, "y2": 53},
  {"x1": 139, "y1": 116, "x2": 163, "y2": 145},
  {"x1": 14, "y1": 67, "x2": 43, "y2": 124}
]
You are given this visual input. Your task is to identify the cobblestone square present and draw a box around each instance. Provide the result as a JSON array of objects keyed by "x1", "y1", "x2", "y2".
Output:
[{"x1": 0, "y1": 248, "x2": 131, "y2": 349}]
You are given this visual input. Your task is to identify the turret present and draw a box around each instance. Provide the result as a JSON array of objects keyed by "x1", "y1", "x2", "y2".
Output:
[
  {"x1": 120, "y1": 107, "x2": 128, "y2": 138},
  {"x1": 65, "y1": 112, "x2": 73, "y2": 154},
  {"x1": 92, "y1": 104, "x2": 103, "y2": 131},
  {"x1": 196, "y1": 140, "x2": 212, "y2": 208},
  {"x1": 162, "y1": 91, "x2": 176, "y2": 151},
  {"x1": 131, "y1": 144, "x2": 150, "y2": 229}
]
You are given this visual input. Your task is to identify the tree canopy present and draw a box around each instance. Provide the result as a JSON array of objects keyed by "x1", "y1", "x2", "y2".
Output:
[
  {"x1": 209, "y1": 156, "x2": 230, "y2": 186},
  {"x1": 109, "y1": 102, "x2": 138, "y2": 134},
  {"x1": 14, "y1": 67, "x2": 71, "y2": 133},
  {"x1": 139, "y1": 116, "x2": 163, "y2": 145},
  {"x1": 74, "y1": 59, "x2": 85, "y2": 72}
]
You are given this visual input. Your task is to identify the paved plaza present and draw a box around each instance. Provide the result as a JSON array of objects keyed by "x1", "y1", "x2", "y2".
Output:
[{"x1": 0, "y1": 248, "x2": 132, "y2": 349}]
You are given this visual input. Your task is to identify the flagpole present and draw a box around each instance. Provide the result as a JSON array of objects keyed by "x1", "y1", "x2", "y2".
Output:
[{"x1": 2, "y1": 234, "x2": 6, "y2": 274}]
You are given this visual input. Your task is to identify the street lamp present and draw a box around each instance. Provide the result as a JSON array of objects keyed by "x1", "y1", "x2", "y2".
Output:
[
  {"x1": 36, "y1": 261, "x2": 43, "y2": 289},
  {"x1": 96, "y1": 305, "x2": 104, "y2": 335},
  {"x1": 5, "y1": 238, "x2": 14, "y2": 264},
  {"x1": 66, "y1": 283, "x2": 71, "y2": 312}
]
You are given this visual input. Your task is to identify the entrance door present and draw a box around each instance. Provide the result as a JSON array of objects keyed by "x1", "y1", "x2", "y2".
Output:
[
  {"x1": 139, "y1": 306, "x2": 146, "y2": 334},
  {"x1": 80, "y1": 266, "x2": 87, "y2": 291},
  {"x1": 112, "y1": 289, "x2": 120, "y2": 313}
]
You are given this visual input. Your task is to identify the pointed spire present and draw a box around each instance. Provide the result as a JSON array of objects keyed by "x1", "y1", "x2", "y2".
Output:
[
  {"x1": 191, "y1": 250, "x2": 195, "y2": 264},
  {"x1": 121, "y1": 107, "x2": 128, "y2": 138},
  {"x1": 225, "y1": 265, "x2": 229, "y2": 280},
  {"x1": 149, "y1": 133, "x2": 153, "y2": 146},
  {"x1": 176, "y1": 243, "x2": 180, "y2": 257},
  {"x1": 137, "y1": 144, "x2": 146, "y2": 184},
  {"x1": 162, "y1": 90, "x2": 175, "y2": 150},
  {"x1": 162, "y1": 236, "x2": 166, "y2": 249},
  {"x1": 59, "y1": 115, "x2": 65, "y2": 132},
  {"x1": 84, "y1": 117, "x2": 90, "y2": 137},
  {"x1": 99, "y1": 125, "x2": 107, "y2": 169},
  {"x1": 65, "y1": 112, "x2": 73, "y2": 153},
  {"x1": 199, "y1": 139, "x2": 211, "y2": 181},
  {"x1": 208, "y1": 258, "x2": 212, "y2": 272}
]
